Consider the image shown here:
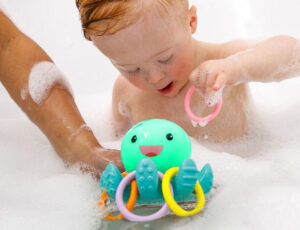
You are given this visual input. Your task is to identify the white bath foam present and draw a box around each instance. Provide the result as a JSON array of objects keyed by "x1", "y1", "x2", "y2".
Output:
[
  {"x1": 20, "y1": 87, "x2": 28, "y2": 100},
  {"x1": 204, "y1": 86, "x2": 224, "y2": 108},
  {"x1": 199, "y1": 119, "x2": 209, "y2": 127},
  {"x1": 28, "y1": 61, "x2": 73, "y2": 105},
  {"x1": 0, "y1": 118, "x2": 103, "y2": 230},
  {"x1": 191, "y1": 119, "x2": 198, "y2": 127},
  {"x1": 75, "y1": 91, "x2": 124, "y2": 143},
  {"x1": 0, "y1": 1, "x2": 7, "y2": 15},
  {"x1": 118, "y1": 101, "x2": 133, "y2": 124}
]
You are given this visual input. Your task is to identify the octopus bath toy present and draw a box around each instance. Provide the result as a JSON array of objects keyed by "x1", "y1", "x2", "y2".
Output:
[{"x1": 99, "y1": 119, "x2": 213, "y2": 222}]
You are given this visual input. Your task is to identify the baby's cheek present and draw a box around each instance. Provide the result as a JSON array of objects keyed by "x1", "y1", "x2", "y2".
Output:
[
  {"x1": 170, "y1": 58, "x2": 194, "y2": 81},
  {"x1": 126, "y1": 76, "x2": 150, "y2": 91}
]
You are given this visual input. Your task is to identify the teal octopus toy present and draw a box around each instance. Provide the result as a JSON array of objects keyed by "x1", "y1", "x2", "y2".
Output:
[{"x1": 100, "y1": 119, "x2": 213, "y2": 221}]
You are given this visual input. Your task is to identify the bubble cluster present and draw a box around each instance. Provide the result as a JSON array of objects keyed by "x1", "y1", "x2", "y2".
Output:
[
  {"x1": 28, "y1": 61, "x2": 73, "y2": 105},
  {"x1": 118, "y1": 101, "x2": 133, "y2": 124},
  {"x1": 20, "y1": 87, "x2": 28, "y2": 100},
  {"x1": 204, "y1": 86, "x2": 224, "y2": 108}
]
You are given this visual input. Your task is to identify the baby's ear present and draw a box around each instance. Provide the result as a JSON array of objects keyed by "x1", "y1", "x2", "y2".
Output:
[{"x1": 189, "y1": 5, "x2": 197, "y2": 34}]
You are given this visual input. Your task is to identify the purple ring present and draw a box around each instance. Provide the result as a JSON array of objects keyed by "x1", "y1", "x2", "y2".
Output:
[{"x1": 116, "y1": 171, "x2": 173, "y2": 222}]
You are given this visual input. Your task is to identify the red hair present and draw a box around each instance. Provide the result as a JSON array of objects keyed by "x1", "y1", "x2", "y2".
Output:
[{"x1": 76, "y1": 0, "x2": 189, "y2": 40}]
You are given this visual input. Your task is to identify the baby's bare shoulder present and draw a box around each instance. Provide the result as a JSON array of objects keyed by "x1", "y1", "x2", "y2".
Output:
[
  {"x1": 112, "y1": 76, "x2": 135, "y2": 131},
  {"x1": 197, "y1": 39, "x2": 258, "y2": 61},
  {"x1": 113, "y1": 75, "x2": 135, "y2": 100},
  {"x1": 112, "y1": 75, "x2": 144, "y2": 111},
  {"x1": 213, "y1": 39, "x2": 259, "y2": 59},
  {"x1": 113, "y1": 75, "x2": 129, "y2": 94}
]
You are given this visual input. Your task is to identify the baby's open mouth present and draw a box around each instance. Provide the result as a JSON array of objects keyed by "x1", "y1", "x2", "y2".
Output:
[
  {"x1": 139, "y1": 145, "x2": 163, "y2": 157},
  {"x1": 158, "y1": 82, "x2": 174, "y2": 95}
]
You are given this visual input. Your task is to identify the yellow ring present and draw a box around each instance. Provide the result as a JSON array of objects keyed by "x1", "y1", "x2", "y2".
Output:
[{"x1": 162, "y1": 167, "x2": 205, "y2": 217}]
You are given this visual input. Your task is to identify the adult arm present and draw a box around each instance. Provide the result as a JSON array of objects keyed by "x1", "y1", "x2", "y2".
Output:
[{"x1": 0, "y1": 12, "x2": 123, "y2": 176}]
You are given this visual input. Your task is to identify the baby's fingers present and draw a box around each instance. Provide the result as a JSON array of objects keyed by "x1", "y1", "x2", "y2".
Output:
[
  {"x1": 205, "y1": 73, "x2": 225, "y2": 107},
  {"x1": 189, "y1": 68, "x2": 208, "y2": 96},
  {"x1": 213, "y1": 73, "x2": 226, "y2": 91}
]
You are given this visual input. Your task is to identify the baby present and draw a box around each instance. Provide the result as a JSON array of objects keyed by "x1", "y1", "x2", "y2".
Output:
[{"x1": 76, "y1": 0, "x2": 300, "y2": 142}]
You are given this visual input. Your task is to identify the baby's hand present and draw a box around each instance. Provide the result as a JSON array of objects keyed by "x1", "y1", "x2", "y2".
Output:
[{"x1": 189, "y1": 58, "x2": 244, "y2": 107}]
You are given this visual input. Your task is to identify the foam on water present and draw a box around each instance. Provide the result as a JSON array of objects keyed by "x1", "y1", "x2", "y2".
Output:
[
  {"x1": 0, "y1": 1, "x2": 8, "y2": 16},
  {"x1": 204, "y1": 86, "x2": 224, "y2": 108}
]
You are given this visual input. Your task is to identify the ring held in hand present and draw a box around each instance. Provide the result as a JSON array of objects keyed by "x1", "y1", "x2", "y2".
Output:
[{"x1": 184, "y1": 86, "x2": 223, "y2": 124}]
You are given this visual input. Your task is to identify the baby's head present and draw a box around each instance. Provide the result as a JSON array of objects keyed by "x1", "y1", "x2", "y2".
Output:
[{"x1": 77, "y1": 0, "x2": 198, "y2": 97}]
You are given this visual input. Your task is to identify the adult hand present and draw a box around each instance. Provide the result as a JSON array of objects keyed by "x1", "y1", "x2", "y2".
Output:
[{"x1": 81, "y1": 147, "x2": 124, "y2": 178}]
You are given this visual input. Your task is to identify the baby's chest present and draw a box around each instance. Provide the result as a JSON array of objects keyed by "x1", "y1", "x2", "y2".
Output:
[
  {"x1": 124, "y1": 91, "x2": 183, "y2": 121},
  {"x1": 121, "y1": 87, "x2": 249, "y2": 141}
]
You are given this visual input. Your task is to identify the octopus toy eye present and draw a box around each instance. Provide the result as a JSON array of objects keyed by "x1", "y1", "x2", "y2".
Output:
[
  {"x1": 166, "y1": 133, "x2": 173, "y2": 141},
  {"x1": 131, "y1": 135, "x2": 137, "y2": 143}
]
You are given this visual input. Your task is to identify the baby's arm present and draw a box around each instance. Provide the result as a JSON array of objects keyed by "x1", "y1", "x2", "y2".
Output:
[
  {"x1": 225, "y1": 36, "x2": 300, "y2": 83},
  {"x1": 190, "y1": 36, "x2": 300, "y2": 104},
  {"x1": 0, "y1": 12, "x2": 123, "y2": 176}
]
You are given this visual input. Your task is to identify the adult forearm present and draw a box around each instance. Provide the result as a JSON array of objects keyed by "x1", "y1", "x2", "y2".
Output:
[
  {"x1": 0, "y1": 14, "x2": 100, "y2": 163},
  {"x1": 0, "y1": 12, "x2": 124, "y2": 176}
]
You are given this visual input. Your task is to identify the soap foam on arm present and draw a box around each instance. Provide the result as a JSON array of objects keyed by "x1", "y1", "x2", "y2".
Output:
[{"x1": 28, "y1": 61, "x2": 73, "y2": 105}]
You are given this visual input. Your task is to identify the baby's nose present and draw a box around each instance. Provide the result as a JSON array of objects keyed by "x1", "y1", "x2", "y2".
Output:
[{"x1": 146, "y1": 71, "x2": 165, "y2": 84}]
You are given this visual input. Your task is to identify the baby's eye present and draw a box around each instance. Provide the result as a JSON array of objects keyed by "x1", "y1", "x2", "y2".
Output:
[
  {"x1": 158, "y1": 55, "x2": 173, "y2": 64},
  {"x1": 127, "y1": 67, "x2": 140, "y2": 74}
]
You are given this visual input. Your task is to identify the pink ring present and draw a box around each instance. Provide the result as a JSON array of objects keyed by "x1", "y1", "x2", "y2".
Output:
[
  {"x1": 116, "y1": 171, "x2": 173, "y2": 222},
  {"x1": 184, "y1": 86, "x2": 223, "y2": 124}
]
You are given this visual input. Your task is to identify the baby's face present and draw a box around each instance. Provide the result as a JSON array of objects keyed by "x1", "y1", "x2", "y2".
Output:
[{"x1": 92, "y1": 10, "x2": 196, "y2": 97}]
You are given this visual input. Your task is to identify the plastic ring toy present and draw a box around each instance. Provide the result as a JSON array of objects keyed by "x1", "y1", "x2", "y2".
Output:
[
  {"x1": 99, "y1": 172, "x2": 138, "y2": 220},
  {"x1": 162, "y1": 167, "x2": 205, "y2": 217},
  {"x1": 184, "y1": 86, "x2": 223, "y2": 124},
  {"x1": 116, "y1": 171, "x2": 173, "y2": 222}
]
